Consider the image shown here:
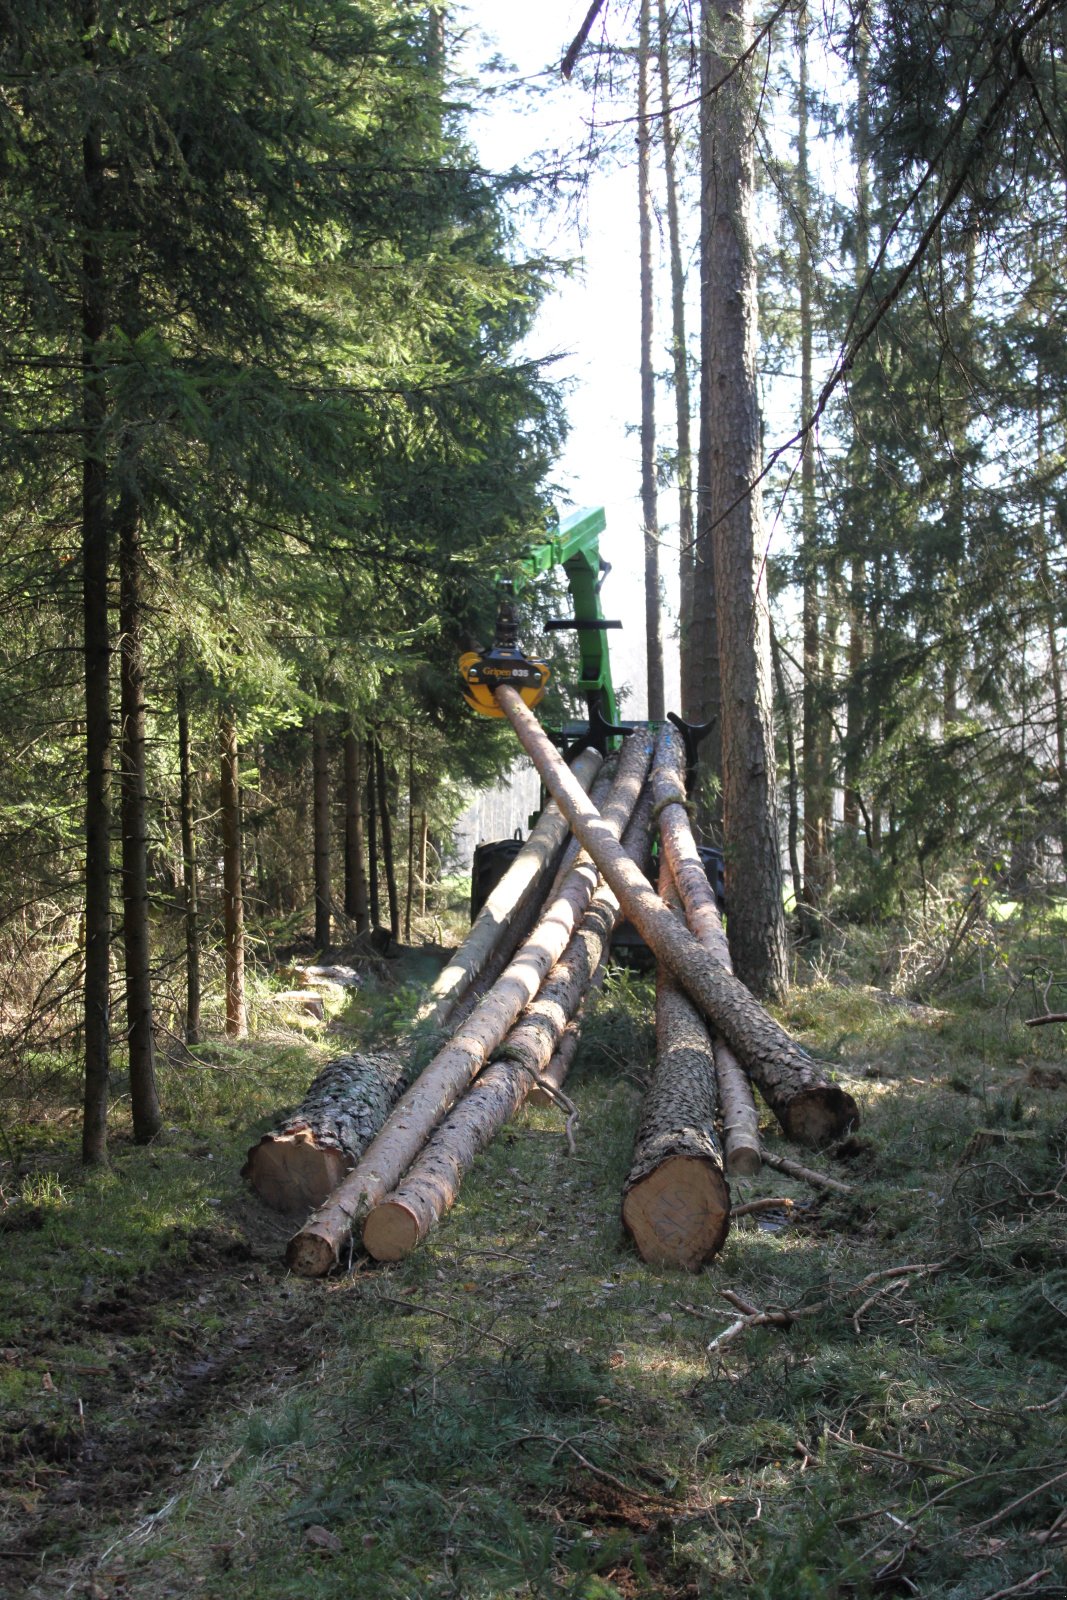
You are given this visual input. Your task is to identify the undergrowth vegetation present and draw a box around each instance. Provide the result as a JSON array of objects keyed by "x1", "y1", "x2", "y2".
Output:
[{"x1": 1, "y1": 902, "x2": 1065, "y2": 1598}]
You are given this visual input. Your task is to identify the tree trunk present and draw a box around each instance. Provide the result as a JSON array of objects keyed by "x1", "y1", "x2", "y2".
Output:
[
  {"x1": 420, "y1": 747, "x2": 603, "y2": 1029},
  {"x1": 244, "y1": 1051, "x2": 412, "y2": 1215},
  {"x1": 844, "y1": 25, "x2": 871, "y2": 840},
  {"x1": 362, "y1": 771, "x2": 656, "y2": 1262},
  {"x1": 287, "y1": 735, "x2": 653, "y2": 1276},
  {"x1": 658, "y1": 0, "x2": 695, "y2": 710},
  {"x1": 366, "y1": 736, "x2": 380, "y2": 928},
  {"x1": 622, "y1": 861, "x2": 730, "y2": 1271},
  {"x1": 375, "y1": 735, "x2": 400, "y2": 942},
  {"x1": 496, "y1": 691, "x2": 859, "y2": 1145},
  {"x1": 343, "y1": 717, "x2": 370, "y2": 934},
  {"x1": 702, "y1": 0, "x2": 787, "y2": 999},
  {"x1": 638, "y1": 0, "x2": 665, "y2": 721},
  {"x1": 419, "y1": 811, "x2": 429, "y2": 917},
  {"x1": 177, "y1": 676, "x2": 201, "y2": 1045},
  {"x1": 652, "y1": 723, "x2": 761, "y2": 1175},
  {"x1": 405, "y1": 736, "x2": 415, "y2": 943},
  {"x1": 770, "y1": 619, "x2": 803, "y2": 922},
  {"x1": 220, "y1": 712, "x2": 247, "y2": 1040},
  {"x1": 118, "y1": 497, "x2": 162, "y2": 1141},
  {"x1": 797, "y1": 20, "x2": 831, "y2": 934},
  {"x1": 312, "y1": 705, "x2": 331, "y2": 952},
  {"x1": 686, "y1": 2, "x2": 723, "y2": 812}
]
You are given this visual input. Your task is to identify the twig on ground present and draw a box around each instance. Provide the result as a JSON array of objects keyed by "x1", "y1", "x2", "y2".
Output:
[
  {"x1": 510, "y1": 1432, "x2": 673, "y2": 1505},
  {"x1": 529, "y1": 1075, "x2": 580, "y2": 1155},
  {"x1": 373, "y1": 1293, "x2": 510, "y2": 1350},
  {"x1": 969, "y1": 1468, "x2": 1067, "y2": 1536},
  {"x1": 732, "y1": 1196, "x2": 795, "y2": 1218},
  {"x1": 1024, "y1": 1013, "x2": 1067, "y2": 1027},
  {"x1": 977, "y1": 1571, "x2": 1052, "y2": 1600},
  {"x1": 706, "y1": 1261, "x2": 953, "y2": 1353},
  {"x1": 759, "y1": 1146, "x2": 854, "y2": 1194}
]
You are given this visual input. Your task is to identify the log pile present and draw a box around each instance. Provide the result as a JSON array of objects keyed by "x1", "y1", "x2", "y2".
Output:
[{"x1": 246, "y1": 700, "x2": 859, "y2": 1280}]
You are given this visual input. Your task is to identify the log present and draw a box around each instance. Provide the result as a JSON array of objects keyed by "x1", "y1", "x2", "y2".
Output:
[
  {"x1": 271, "y1": 990, "x2": 326, "y2": 1021},
  {"x1": 287, "y1": 731, "x2": 654, "y2": 1275},
  {"x1": 494, "y1": 688, "x2": 859, "y2": 1147},
  {"x1": 651, "y1": 724, "x2": 761, "y2": 1176},
  {"x1": 418, "y1": 747, "x2": 603, "y2": 1028},
  {"x1": 621, "y1": 864, "x2": 730, "y2": 1271},
  {"x1": 362, "y1": 771, "x2": 657, "y2": 1262},
  {"x1": 242, "y1": 1051, "x2": 411, "y2": 1214}
]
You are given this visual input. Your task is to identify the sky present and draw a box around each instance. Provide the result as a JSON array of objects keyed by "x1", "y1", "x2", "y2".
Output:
[{"x1": 456, "y1": 1, "x2": 681, "y2": 719}]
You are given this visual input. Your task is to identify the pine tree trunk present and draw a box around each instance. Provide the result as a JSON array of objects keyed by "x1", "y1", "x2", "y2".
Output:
[
  {"x1": 375, "y1": 735, "x2": 400, "y2": 942},
  {"x1": 658, "y1": 0, "x2": 695, "y2": 702},
  {"x1": 701, "y1": 0, "x2": 787, "y2": 999},
  {"x1": 312, "y1": 706, "x2": 331, "y2": 951},
  {"x1": 343, "y1": 717, "x2": 370, "y2": 933},
  {"x1": 419, "y1": 812, "x2": 429, "y2": 917},
  {"x1": 638, "y1": 0, "x2": 665, "y2": 721},
  {"x1": 622, "y1": 861, "x2": 730, "y2": 1271},
  {"x1": 844, "y1": 24, "x2": 871, "y2": 840},
  {"x1": 405, "y1": 736, "x2": 415, "y2": 943},
  {"x1": 496, "y1": 693, "x2": 859, "y2": 1145},
  {"x1": 287, "y1": 738, "x2": 653, "y2": 1276},
  {"x1": 80, "y1": 51, "x2": 110, "y2": 1166},
  {"x1": 687, "y1": 3, "x2": 723, "y2": 811},
  {"x1": 118, "y1": 497, "x2": 161, "y2": 1141},
  {"x1": 366, "y1": 736, "x2": 380, "y2": 928},
  {"x1": 176, "y1": 677, "x2": 201, "y2": 1045},
  {"x1": 1036, "y1": 387, "x2": 1067, "y2": 870},
  {"x1": 220, "y1": 712, "x2": 247, "y2": 1039},
  {"x1": 770, "y1": 620, "x2": 803, "y2": 921}
]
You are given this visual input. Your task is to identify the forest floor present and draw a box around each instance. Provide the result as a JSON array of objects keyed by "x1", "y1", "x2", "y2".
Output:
[{"x1": 1, "y1": 913, "x2": 1066, "y2": 1600}]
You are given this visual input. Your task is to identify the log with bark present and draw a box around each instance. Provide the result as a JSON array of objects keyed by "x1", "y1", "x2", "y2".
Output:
[
  {"x1": 494, "y1": 688, "x2": 859, "y2": 1147},
  {"x1": 621, "y1": 863, "x2": 730, "y2": 1271},
  {"x1": 651, "y1": 724, "x2": 761, "y2": 1175},
  {"x1": 418, "y1": 747, "x2": 603, "y2": 1029},
  {"x1": 362, "y1": 771, "x2": 657, "y2": 1262},
  {"x1": 286, "y1": 732, "x2": 654, "y2": 1276},
  {"x1": 243, "y1": 1051, "x2": 411, "y2": 1214}
]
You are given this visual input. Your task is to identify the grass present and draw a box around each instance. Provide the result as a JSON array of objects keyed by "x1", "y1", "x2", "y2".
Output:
[{"x1": 1, "y1": 918, "x2": 1066, "y2": 1599}]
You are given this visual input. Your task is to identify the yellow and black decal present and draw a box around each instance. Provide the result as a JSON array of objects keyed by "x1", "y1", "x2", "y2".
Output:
[{"x1": 459, "y1": 647, "x2": 551, "y2": 718}]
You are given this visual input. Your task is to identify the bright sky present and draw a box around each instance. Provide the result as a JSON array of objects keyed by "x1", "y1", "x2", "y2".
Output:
[{"x1": 457, "y1": 1, "x2": 681, "y2": 718}]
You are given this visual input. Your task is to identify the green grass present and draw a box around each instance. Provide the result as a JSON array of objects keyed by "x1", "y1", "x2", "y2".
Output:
[{"x1": 2, "y1": 920, "x2": 1066, "y2": 1599}]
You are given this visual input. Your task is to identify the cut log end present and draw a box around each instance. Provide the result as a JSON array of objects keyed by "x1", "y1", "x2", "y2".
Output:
[
  {"x1": 244, "y1": 1129, "x2": 353, "y2": 1215},
  {"x1": 725, "y1": 1144, "x2": 762, "y2": 1178},
  {"x1": 362, "y1": 1200, "x2": 422, "y2": 1262},
  {"x1": 782, "y1": 1085, "x2": 861, "y2": 1148},
  {"x1": 285, "y1": 1226, "x2": 341, "y2": 1278},
  {"x1": 623, "y1": 1156, "x2": 730, "y2": 1272}
]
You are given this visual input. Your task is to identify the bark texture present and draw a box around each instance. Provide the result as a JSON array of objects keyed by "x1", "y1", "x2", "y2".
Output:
[
  {"x1": 498, "y1": 691, "x2": 859, "y2": 1147},
  {"x1": 343, "y1": 718, "x2": 370, "y2": 933},
  {"x1": 287, "y1": 733, "x2": 653, "y2": 1275},
  {"x1": 177, "y1": 677, "x2": 201, "y2": 1045},
  {"x1": 244, "y1": 1052, "x2": 411, "y2": 1215},
  {"x1": 312, "y1": 708, "x2": 331, "y2": 951},
  {"x1": 652, "y1": 723, "x2": 761, "y2": 1175},
  {"x1": 363, "y1": 769, "x2": 656, "y2": 1262},
  {"x1": 622, "y1": 863, "x2": 730, "y2": 1271},
  {"x1": 220, "y1": 712, "x2": 247, "y2": 1040},
  {"x1": 420, "y1": 747, "x2": 602, "y2": 1028}
]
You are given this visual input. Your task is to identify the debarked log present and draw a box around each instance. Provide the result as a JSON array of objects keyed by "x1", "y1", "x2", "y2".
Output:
[
  {"x1": 622, "y1": 864, "x2": 730, "y2": 1270},
  {"x1": 362, "y1": 775, "x2": 657, "y2": 1262},
  {"x1": 495, "y1": 688, "x2": 859, "y2": 1147},
  {"x1": 243, "y1": 1051, "x2": 411, "y2": 1214},
  {"x1": 286, "y1": 731, "x2": 654, "y2": 1276}
]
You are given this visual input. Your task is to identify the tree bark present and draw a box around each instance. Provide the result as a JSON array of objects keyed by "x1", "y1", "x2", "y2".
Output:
[
  {"x1": 419, "y1": 811, "x2": 429, "y2": 917},
  {"x1": 362, "y1": 770, "x2": 656, "y2": 1261},
  {"x1": 343, "y1": 717, "x2": 370, "y2": 933},
  {"x1": 622, "y1": 861, "x2": 730, "y2": 1271},
  {"x1": 419, "y1": 746, "x2": 603, "y2": 1029},
  {"x1": 312, "y1": 705, "x2": 331, "y2": 952},
  {"x1": 770, "y1": 619, "x2": 803, "y2": 922},
  {"x1": 287, "y1": 734, "x2": 654, "y2": 1275},
  {"x1": 638, "y1": 0, "x2": 665, "y2": 721},
  {"x1": 176, "y1": 676, "x2": 201, "y2": 1045},
  {"x1": 405, "y1": 736, "x2": 415, "y2": 943},
  {"x1": 375, "y1": 735, "x2": 400, "y2": 943},
  {"x1": 81, "y1": 17, "x2": 110, "y2": 1165},
  {"x1": 497, "y1": 691, "x2": 859, "y2": 1146},
  {"x1": 118, "y1": 497, "x2": 161, "y2": 1141},
  {"x1": 366, "y1": 736, "x2": 380, "y2": 928},
  {"x1": 220, "y1": 712, "x2": 247, "y2": 1040},
  {"x1": 702, "y1": 0, "x2": 787, "y2": 999},
  {"x1": 244, "y1": 1051, "x2": 412, "y2": 1215}
]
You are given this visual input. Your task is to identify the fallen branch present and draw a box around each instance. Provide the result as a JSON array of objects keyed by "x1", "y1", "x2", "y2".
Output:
[
  {"x1": 758, "y1": 1145, "x2": 854, "y2": 1196},
  {"x1": 1024, "y1": 1012, "x2": 1067, "y2": 1027},
  {"x1": 706, "y1": 1260, "x2": 953, "y2": 1353}
]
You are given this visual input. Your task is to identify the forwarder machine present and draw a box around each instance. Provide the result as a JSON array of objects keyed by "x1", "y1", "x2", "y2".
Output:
[{"x1": 459, "y1": 505, "x2": 722, "y2": 944}]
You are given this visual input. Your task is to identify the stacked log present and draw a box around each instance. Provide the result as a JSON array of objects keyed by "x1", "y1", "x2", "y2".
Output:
[
  {"x1": 494, "y1": 686, "x2": 859, "y2": 1148},
  {"x1": 622, "y1": 862, "x2": 730, "y2": 1269},
  {"x1": 651, "y1": 725, "x2": 761, "y2": 1177},
  {"x1": 362, "y1": 771, "x2": 657, "y2": 1261},
  {"x1": 417, "y1": 747, "x2": 603, "y2": 1029},
  {"x1": 287, "y1": 731, "x2": 654, "y2": 1276},
  {"x1": 243, "y1": 1051, "x2": 411, "y2": 1214}
]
